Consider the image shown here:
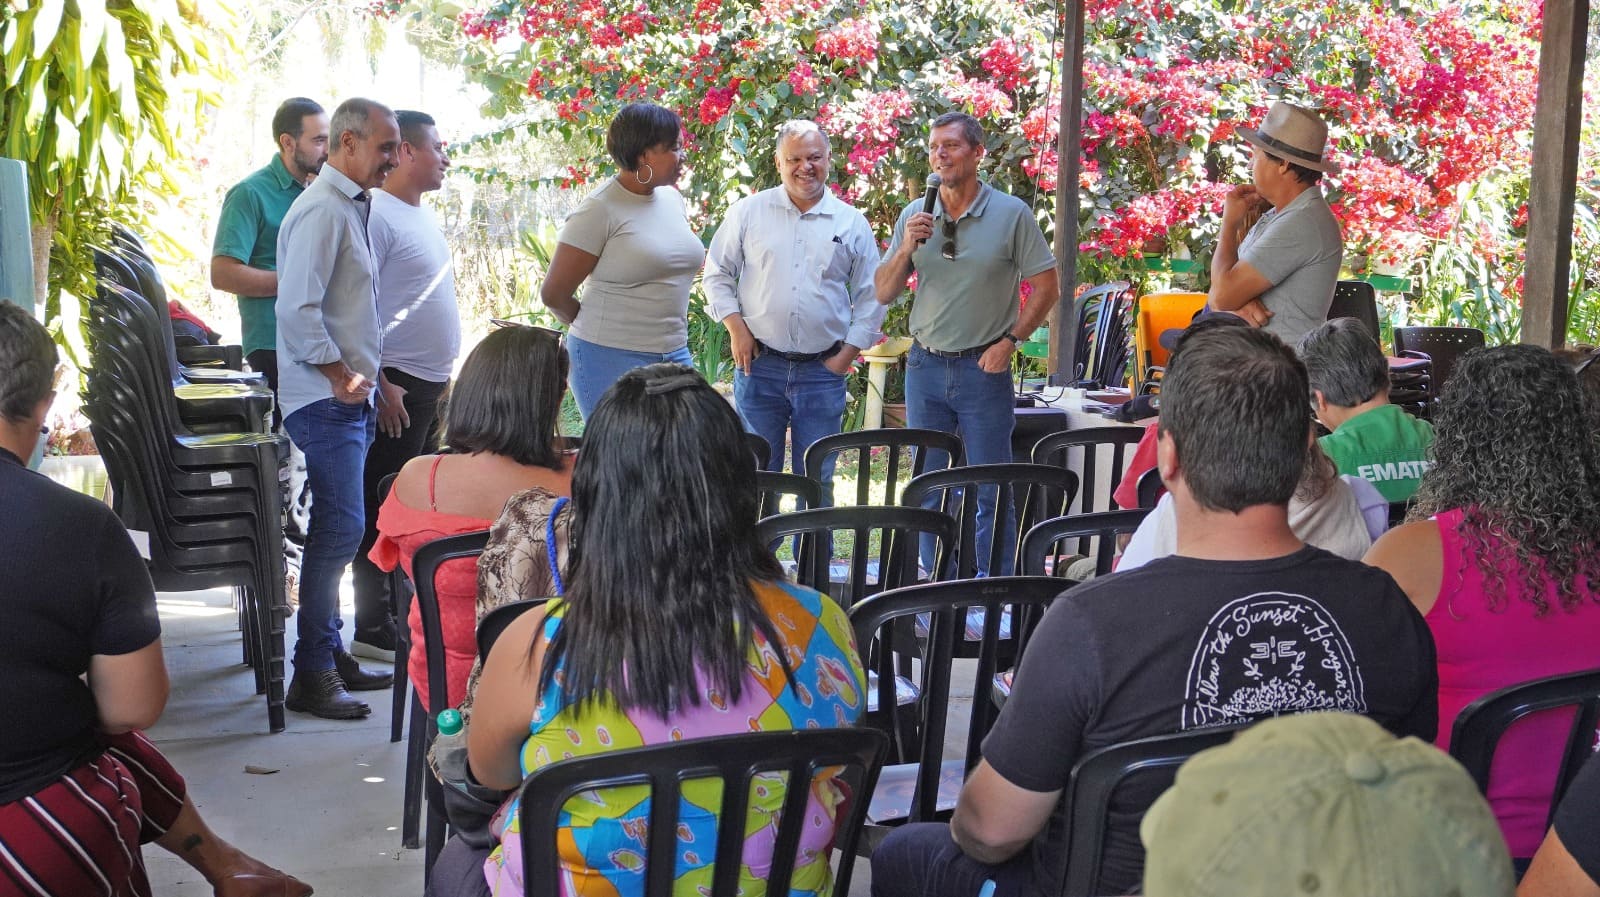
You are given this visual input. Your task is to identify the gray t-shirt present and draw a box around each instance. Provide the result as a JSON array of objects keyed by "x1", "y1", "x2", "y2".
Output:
[
  {"x1": 883, "y1": 182, "x2": 1055, "y2": 351},
  {"x1": 1238, "y1": 187, "x2": 1343, "y2": 345},
  {"x1": 561, "y1": 178, "x2": 706, "y2": 353}
]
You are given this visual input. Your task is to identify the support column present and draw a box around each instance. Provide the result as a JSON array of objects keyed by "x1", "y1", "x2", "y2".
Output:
[{"x1": 1520, "y1": 0, "x2": 1588, "y2": 348}]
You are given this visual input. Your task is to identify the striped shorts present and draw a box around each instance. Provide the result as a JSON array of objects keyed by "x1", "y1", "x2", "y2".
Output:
[{"x1": 0, "y1": 731, "x2": 187, "y2": 897}]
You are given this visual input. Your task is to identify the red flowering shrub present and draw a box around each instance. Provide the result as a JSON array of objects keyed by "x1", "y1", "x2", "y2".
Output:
[{"x1": 375, "y1": 0, "x2": 1597, "y2": 340}]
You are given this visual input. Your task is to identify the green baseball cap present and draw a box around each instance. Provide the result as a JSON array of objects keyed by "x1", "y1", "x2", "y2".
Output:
[{"x1": 1141, "y1": 712, "x2": 1515, "y2": 897}]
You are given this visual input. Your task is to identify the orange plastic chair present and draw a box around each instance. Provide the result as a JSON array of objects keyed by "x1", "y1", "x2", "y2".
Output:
[{"x1": 1134, "y1": 291, "x2": 1207, "y2": 391}]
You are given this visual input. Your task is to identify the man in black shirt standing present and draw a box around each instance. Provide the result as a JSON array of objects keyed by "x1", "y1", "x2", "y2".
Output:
[{"x1": 870, "y1": 324, "x2": 1439, "y2": 897}]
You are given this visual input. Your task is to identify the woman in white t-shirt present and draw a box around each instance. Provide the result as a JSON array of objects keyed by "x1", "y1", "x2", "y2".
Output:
[{"x1": 540, "y1": 103, "x2": 707, "y2": 419}]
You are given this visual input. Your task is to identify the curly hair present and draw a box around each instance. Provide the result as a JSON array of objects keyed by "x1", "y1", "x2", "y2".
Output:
[{"x1": 1408, "y1": 344, "x2": 1600, "y2": 615}]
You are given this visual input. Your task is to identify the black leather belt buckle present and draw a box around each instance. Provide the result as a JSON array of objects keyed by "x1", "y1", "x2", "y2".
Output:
[
  {"x1": 916, "y1": 339, "x2": 994, "y2": 359},
  {"x1": 758, "y1": 340, "x2": 841, "y2": 363}
]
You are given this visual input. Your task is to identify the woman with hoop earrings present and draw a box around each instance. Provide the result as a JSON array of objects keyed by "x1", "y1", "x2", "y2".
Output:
[{"x1": 540, "y1": 103, "x2": 706, "y2": 420}]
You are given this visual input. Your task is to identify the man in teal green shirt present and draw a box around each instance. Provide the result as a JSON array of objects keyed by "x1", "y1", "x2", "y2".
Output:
[
  {"x1": 1300, "y1": 318, "x2": 1435, "y2": 502},
  {"x1": 210, "y1": 97, "x2": 329, "y2": 401}
]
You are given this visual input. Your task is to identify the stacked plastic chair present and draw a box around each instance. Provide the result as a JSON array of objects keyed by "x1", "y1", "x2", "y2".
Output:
[{"x1": 82, "y1": 241, "x2": 294, "y2": 732}]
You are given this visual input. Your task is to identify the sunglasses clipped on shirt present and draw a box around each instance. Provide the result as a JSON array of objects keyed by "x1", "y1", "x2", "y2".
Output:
[{"x1": 941, "y1": 218, "x2": 958, "y2": 261}]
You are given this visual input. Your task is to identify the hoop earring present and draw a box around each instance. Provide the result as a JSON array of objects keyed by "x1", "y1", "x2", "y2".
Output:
[{"x1": 636, "y1": 163, "x2": 655, "y2": 186}]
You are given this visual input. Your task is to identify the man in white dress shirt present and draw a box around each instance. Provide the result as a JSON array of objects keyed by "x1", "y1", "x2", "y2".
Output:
[{"x1": 704, "y1": 119, "x2": 883, "y2": 476}]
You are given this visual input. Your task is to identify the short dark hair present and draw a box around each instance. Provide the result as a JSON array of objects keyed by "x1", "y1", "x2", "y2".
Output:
[
  {"x1": 1160, "y1": 326, "x2": 1310, "y2": 512},
  {"x1": 931, "y1": 111, "x2": 984, "y2": 147},
  {"x1": 272, "y1": 97, "x2": 324, "y2": 143},
  {"x1": 394, "y1": 110, "x2": 435, "y2": 147},
  {"x1": 1263, "y1": 150, "x2": 1323, "y2": 185},
  {"x1": 606, "y1": 103, "x2": 681, "y2": 171},
  {"x1": 1298, "y1": 317, "x2": 1390, "y2": 407},
  {"x1": 0, "y1": 301, "x2": 56, "y2": 423},
  {"x1": 444, "y1": 326, "x2": 567, "y2": 468}
]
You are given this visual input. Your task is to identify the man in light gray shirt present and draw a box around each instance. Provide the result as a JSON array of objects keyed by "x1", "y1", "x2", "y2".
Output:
[
  {"x1": 704, "y1": 119, "x2": 882, "y2": 476},
  {"x1": 1207, "y1": 101, "x2": 1344, "y2": 345},
  {"x1": 876, "y1": 112, "x2": 1057, "y2": 574},
  {"x1": 275, "y1": 97, "x2": 400, "y2": 720}
]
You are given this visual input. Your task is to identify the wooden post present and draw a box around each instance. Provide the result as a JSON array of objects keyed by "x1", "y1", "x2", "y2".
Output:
[
  {"x1": 1520, "y1": 0, "x2": 1588, "y2": 348},
  {"x1": 1050, "y1": 0, "x2": 1087, "y2": 384}
]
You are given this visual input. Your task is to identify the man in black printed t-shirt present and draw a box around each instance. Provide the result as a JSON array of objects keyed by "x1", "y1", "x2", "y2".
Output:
[{"x1": 870, "y1": 324, "x2": 1439, "y2": 897}]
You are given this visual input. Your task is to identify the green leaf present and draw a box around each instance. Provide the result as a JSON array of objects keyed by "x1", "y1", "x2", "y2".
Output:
[{"x1": 30, "y1": 0, "x2": 65, "y2": 60}]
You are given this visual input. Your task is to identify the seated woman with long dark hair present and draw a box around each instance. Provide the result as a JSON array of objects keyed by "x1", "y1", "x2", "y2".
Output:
[
  {"x1": 428, "y1": 364, "x2": 865, "y2": 897},
  {"x1": 369, "y1": 325, "x2": 573, "y2": 713},
  {"x1": 1366, "y1": 344, "x2": 1600, "y2": 865}
]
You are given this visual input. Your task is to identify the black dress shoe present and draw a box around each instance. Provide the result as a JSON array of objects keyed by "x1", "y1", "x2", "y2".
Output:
[
  {"x1": 334, "y1": 649, "x2": 394, "y2": 691},
  {"x1": 285, "y1": 669, "x2": 371, "y2": 720}
]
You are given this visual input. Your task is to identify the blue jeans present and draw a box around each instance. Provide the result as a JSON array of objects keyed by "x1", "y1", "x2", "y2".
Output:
[
  {"x1": 733, "y1": 352, "x2": 847, "y2": 477},
  {"x1": 284, "y1": 397, "x2": 375, "y2": 673},
  {"x1": 905, "y1": 343, "x2": 1017, "y2": 576},
  {"x1": 871, "y1": 823, "x2": 1042, "y2": 897},
  {"x1": 566, "y1": 333, "x2": 693, "y2": 420}
]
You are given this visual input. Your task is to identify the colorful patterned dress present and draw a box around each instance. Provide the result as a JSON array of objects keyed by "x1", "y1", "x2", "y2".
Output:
[{"x1": 483, "y1": 580, "x2": 865, "y2": 897}]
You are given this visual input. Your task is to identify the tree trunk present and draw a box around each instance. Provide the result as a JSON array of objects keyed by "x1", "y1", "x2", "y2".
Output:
[{"x1": 29, "y1": 205, "x2": 57, "y2": 317}]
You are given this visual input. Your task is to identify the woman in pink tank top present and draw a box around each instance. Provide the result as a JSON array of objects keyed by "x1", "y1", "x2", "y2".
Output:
[
  {"x1": 1366, "y1": 344, "x2": 1600, "y2": 861},
  {"x1": 369, "y1": 325, "x2": 575, "y2": 712}
]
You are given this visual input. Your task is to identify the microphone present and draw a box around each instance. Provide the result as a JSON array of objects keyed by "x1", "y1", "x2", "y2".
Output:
[{"x1": 915, "y1": 173, "x2": 941, "y2": 244}]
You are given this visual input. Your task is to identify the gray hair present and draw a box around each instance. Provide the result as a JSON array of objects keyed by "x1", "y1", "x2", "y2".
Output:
[
  {"x1": 1297, "y1": 317, "x2": 1389, "y2": 407},
  {"x1": 775, "y1": 119, "x2": 827, "y2": 152},
  {"x1": 0, "y1": 301, "x2": 56, "y2": 423},
  {"x1": 330, "y1": 97, "x2": 394, "y2": 142}
]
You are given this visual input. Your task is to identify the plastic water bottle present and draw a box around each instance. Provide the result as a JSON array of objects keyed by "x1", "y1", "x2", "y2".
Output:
[{"x1": 434, "y1": 708, "x2": 469, "y2": 787}]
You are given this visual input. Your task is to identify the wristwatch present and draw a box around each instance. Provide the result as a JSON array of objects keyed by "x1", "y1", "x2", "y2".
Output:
[{"x1": 1000, "y1": 333, "x2": 1021, "y2": 346}]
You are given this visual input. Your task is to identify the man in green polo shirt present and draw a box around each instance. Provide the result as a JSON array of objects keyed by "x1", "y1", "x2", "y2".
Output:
[
  {"x1": 1299, "y1": 317, "x2": 1435, "y2": 502},
  {"x1": 211, "y1": 97, "x2": 329, "y2": 400},
  {"x1": 876, "y1": 111, "x2": 1058, "y2": 573}
]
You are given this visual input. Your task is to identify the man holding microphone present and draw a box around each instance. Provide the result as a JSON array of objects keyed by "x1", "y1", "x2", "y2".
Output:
[{"x1": 876, "y1": 111, "x2": 1057, "y2": 572}]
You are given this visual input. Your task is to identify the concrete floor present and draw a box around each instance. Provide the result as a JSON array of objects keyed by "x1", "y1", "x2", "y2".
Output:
[
  {"x1": 143, "y1": 585, "x2": 423, "y2": 896},
  {"x1": 140, "y1": 585, "x2": 886, "y2": 897}
]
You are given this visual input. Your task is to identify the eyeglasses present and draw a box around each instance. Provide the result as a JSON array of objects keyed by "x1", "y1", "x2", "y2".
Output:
[{"x1": 941, "y1": 218, "x2": 958, "y2": 260}]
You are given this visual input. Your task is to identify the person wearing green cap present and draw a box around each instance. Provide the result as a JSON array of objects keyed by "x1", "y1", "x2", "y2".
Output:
[{"x1": 1141, "y1": 712, "x2": 1515, "y2": 897}]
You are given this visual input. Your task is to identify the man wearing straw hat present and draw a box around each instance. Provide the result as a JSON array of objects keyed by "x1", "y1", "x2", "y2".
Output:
[{"x1": 1207, "y1": 101, "x2": 1343, "y2": 346}]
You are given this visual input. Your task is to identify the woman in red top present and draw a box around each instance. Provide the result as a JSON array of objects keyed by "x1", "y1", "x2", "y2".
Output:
[
  {"x1": 1366, "y1": 345, "x2": 1600, "y2": 863},
  {"x1": 369, "y1": 325, "x2": 574, "y2": 712}
]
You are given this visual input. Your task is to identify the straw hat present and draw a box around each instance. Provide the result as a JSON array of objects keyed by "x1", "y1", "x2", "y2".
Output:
[{"x1": 1237, "y1": 101, "x2": 1338, "y2": 172}]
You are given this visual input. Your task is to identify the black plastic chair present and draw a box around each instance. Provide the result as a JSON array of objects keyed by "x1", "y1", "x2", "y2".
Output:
[
  {"x1": 1387, "y1": 500, "x2": 1411, "y2": 529},
  {"x1": 1135, "y1": 467, "x2": 1164, "y2": 510},
  {"x1": 805, "y1": 428, "x2": 963, "y2": 507},
  {"x1": 745, "y1": 432, "x2": 772, "y2": 469},
  {"x1": 1021, "y1": 509, "x2": 1152, "y2": 578},
  {"x1": 1327, "y1": 279, "x2": 1381, "y2": 340},
  {"x1": 1057, "y1": 724, "x2": 1246, "y2": 897},
  {"x1": 404, "y1": 530, "x2": 491, "y2": 878},
  {"x1": 1031, "y1": 427, "x2": 1145, "y2": 516},
  {"x1": 517, "y1": 728, "x2": 888, "y2": 897},
  {"x1": 755, "y1": 506, "x2": 956, "y2": 608},
  {"x1": 475, "y1": 598, "x2": 552, "y2": 661},
  {"x1": 1394, "y1": 326, "x2": 1485, "y2": 399},
  {"x1": 850, "y1": 577, "x2": 1067, "y2": 839},
  {"x1": 1449, "y1": 667, "x2": 1600, "y2": 830},
  {"x1": 900, "y1": 463, "x2": 1079, "y2": 579},
  {"x1": 1070, "y1": 281, "x2": 1134, "y2": 389},
  {"x1": 755, "y1": 469, "x2": 823, "y2": 519}
]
